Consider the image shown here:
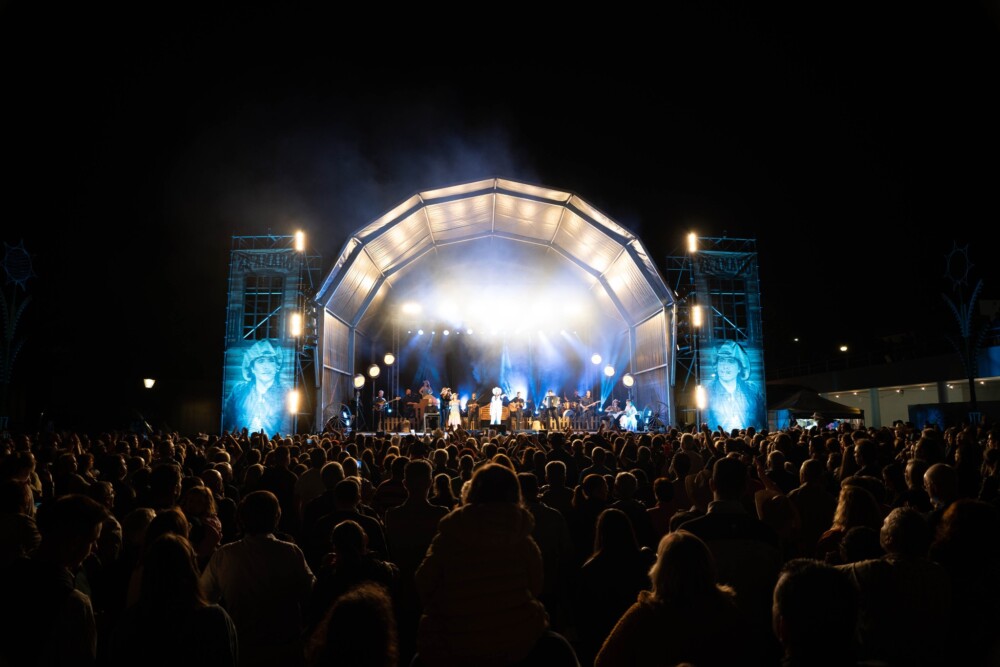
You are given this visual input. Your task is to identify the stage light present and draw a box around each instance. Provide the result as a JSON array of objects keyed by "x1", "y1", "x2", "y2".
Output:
[
  {"x1": 290, "y1": 312, "x2": 302, "y2": 337},
  {"x1": 604, "y1": 365, "x2": 615, "y2": 377},
  {"x1": 353, "y1": 374, "x2": 365, "y2": 389},
  {"x1": 417, "y1": 329, "x2": 424, "y2": 335},
  {"x1": 687, "y1": 232, "x2": 698, "y2": 254},
  {"x1": 143, "y1": 378, "x2": 156, "y2": 389},
  {"x1": 443, "y1": 329, "x2": 450, "y2": 336},
  {"x1": 384, "y1": 352, "x2": 395, "y2": 365},
  {"x1": 368, "y1": 364, "x2": 380, "y2": 378},
  {"x1": 623, "y1": 374, "x2": 634, "y2": 387},
  {"x1": 692, "y1": 305, "x2": 702, "y2": 328},
  {"x1": 695, "y1": 385, "x2": 706, "y2": 410},
  {"x1": 466, "y1": 328, "x2": 473, "y2": 334},
  {"x1": 402, "y1": 302, "x2": 422, "y2": 315},
  {"x1": 287, "y1": 389, "x2": 300, "y2": 414},
  {"x1": 294, "y1": 231, "x2": 305, "y2": 252},
  {"x1": 591, "y1": 354, "x2": 602, "y2": 365},
  {"x1": 839, "y1": 345, "x2": 848, "y2": 352}
]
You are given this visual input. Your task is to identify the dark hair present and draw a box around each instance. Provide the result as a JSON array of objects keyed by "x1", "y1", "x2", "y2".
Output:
[
  {"x1": 774, "y1": 559, "x2": 858, "y2": 659},
  {"x1": 590, "y1": 507, "x2": 638, "y2": 558},
  {"x1": 466, "y1": 464, "x2": 521, "y2": 505},
  {"x1": 306, "y1": 582, "x2": 398, "y2": 667},
  {"x1": 139, "y1": 534, "x2": 207, "y2": 611},
  {"x1": 238, "y1": 490, "x2": 281, "y2": 535},
  {"x1": 36, "y1": 494, "x2": 108, "y2": 543}
]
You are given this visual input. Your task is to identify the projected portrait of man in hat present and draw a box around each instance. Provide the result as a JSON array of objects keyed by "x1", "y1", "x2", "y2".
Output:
[
  {"x1": 222, "y1": 339, "x2": 290, "y2": 435},
  {"x1": 703, "y1": 340, "x2": 766, "y2": 433}
]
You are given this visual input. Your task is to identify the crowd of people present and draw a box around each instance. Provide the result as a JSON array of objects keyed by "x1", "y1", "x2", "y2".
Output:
[{"x1": 2, "y1": 417, "x2": 1000, "y2": 666}]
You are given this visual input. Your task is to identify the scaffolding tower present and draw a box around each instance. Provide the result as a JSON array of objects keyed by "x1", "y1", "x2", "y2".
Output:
[{"x1": 665, "y1": 236, "x2": 762, "y2": 427}]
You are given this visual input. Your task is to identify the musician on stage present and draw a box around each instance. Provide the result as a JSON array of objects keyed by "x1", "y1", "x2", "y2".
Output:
[
  {"x1": 401, "y1": 388, "x2": 418, "y2": 424},
  {"x1": 489, "y1": 387, "x2": 505, "y2": 428},
  {"x1": 509, "y1": 391, "x2": 525, "y2": 431},
  {"x1": 543, "y1": 389, "x2": 560, "y2": 429},
  {"x1": 578, "y1": 390, "x2": 599, "y2": 429},
  {"x1": 603, "y1": 398, "x2": 622, "y2": 430},
  {"x1": 621, "y1": 399, "x2": 639, "y2": 432},
  {"x1": 373, "y1": 389, "x2": 387, "y2": 431},
  {"x1": 467, "y1": 392, "x2": 480, "y2": 430},
  {"x1": 440, "y1": 387, "x2": 453, "y2": 427},
  {"x1": 419, "y1": 379, "x2": 433, "y2": 396}
]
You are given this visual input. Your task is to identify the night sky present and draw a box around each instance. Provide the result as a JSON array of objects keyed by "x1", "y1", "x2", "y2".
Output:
[{"x1": 3, "y1": 4, "x2": 998, "y2": 433}]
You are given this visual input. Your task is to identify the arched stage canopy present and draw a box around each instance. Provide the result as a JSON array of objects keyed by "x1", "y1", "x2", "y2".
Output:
[{"x1": 315, "y1": 177, "x2": 677, "y2": 430}]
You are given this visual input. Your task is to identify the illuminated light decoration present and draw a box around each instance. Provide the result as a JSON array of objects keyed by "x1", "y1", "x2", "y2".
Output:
[
  {"x1": 443, "y1": 330, "x2": 450, "y2": 336},
  {"x1": 143, "y1": 378, "x2": 156, "y2": 389},
  {"x1": 287, "y1": 389, "x2": 300, "y2": 415},
  {"x1": 354, "y1": 374, "x2": 365, "y2": 389},
  {"x1": 839, "y1": 345, "x2": 848, "y2": 352},
  {"x1": 294, "y1": 231, "x2": 305, "y2": 252},
  {"x1": 604, "y1": 365, "x2": 615, "y2": 377},
  {"x1": 384, "y1": 353, "x2": 395, "y2": 365},
  {"x1": 622, "y1": 374, "x2": 635, "y2": 387},
  {"x1": 687, "y1": 232, "x2": 698, "y2": 254},
  {"x1": 466, "y1": 328, "x2": 473, "y2": 335},
  {"x1": 591, "y1": 354, "x2": 602, "y2": 365},
  {"x1": 695, "y1": 385, "x2": 706, "y2": 410},
  {"x1": 290, "y1": 312, "x2": 302, "y2": 337},
  {"x1": 368, "y1": 364, "x2": 380, "y2": 378},
  {"x1": 692, "y1": 305, "x2": 703, "y2": 329},
  {"x1": 417, "y1": 329, "x2": 424, "y2": 335}
]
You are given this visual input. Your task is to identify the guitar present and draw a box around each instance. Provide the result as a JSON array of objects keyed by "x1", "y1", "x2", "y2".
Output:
[
  {"x1": 579, "y1": 400, "x2": 600, "y2": 412},
  {"x1": 374, "y1": 397, "x2": 401, "y2": 411}
]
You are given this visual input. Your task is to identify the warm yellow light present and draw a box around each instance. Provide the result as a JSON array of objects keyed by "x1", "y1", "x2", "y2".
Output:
[
  {"x1": 143, "y1": 378, "x2": 156, "y2": 389},
  {"x1": 695, "y1": 385, "x2": 706, "y2": 410},
  {"x1": 604, "y1": 365, "x2": 615, "y2": 377},
  {"x1": 402, "y1": 302, "x2": 422, "y2": 315},
  {"x1": 290, "y1": 312, "x2": 302, "y2": 337},
  {"x1": 692, "y1": 305, "x2": 703, "y2": 328},
  {"x1": 687, "y1": 232, "x2": 698, "y2": 254},
  {"x1": 353, "y1": 374, "x2": 365, "y2": 389},
  {"x1": 623, "y1": 374, "x2": 634, "y2": 387},
  {"x1": 294, "y1": 231, "x2": 305, "y2": 252},
  {"x1": 839, "y1": 345, "x2": 848, "y2": 352},
  {"x1": 287, "y1": 389, "x2": 300, "y2": 415},
  {"x1": 368, "y1": 364, "x2": 380, "y2": 379},
  {"x1": 384, "y1": 352, "x2": 395, "y2": 366}
]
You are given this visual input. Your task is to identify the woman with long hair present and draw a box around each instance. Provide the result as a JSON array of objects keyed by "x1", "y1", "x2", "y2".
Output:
[
  {"x1": 574, "y1": 508, "x2": 655, "y2": 666},
  {"x1": 595, "y1": 530, "x2": 747, "y2": 666},
  {"x1": 815, "y1": 484, "x2": 883, "y2": 564},
  {"x1": 109, "y1": 534, "x2": 237, "y2": 666}
]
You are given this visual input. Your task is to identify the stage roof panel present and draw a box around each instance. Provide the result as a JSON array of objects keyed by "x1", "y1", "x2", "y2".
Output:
[{"x1": 316, "y1": 178, "x2": 676, "y2": 328}]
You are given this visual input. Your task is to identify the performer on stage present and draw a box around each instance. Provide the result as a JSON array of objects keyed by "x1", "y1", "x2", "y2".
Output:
[
  {"x1": 543, "y1": 389, "x2": 560, "y2": 429},
  {"x1": 448, "y1": 391, "x2": 461, "y2": 429},
  {"x1": 621, "y1": 399, "x2": 639, "y2": 432},
  {"x1": 440, "y1": 387, "x2": 453, "y2": 427},
  {"x1": 578, "y1": 390, "x2": 599, "y2": 429},
  {"x1": 509, "y1": 391, "x2": 525, "y2": 431},
  {"x1": 401, "y1": 388, "x2": 418, "y2": 424},
  {"x1": 466, "y1": 392, "x2": 480, "y2": 430},
  {"x1": 604, "y1": 398, "x2": 622, "y2": 430},
  {"x1": 373, "y1": 389, "x2": 387, "y2": 431},
  {"x1": 419, "y1": 379, "x2": 433, "y2": 396},
  {"x1": 490, "y1": 387, "x2": 505, "y2": 428}
]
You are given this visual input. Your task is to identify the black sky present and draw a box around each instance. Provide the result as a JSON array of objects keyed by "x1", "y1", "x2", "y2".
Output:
[{"x1": 3, "y1": 4, "x2": 999, "y2": 432}]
